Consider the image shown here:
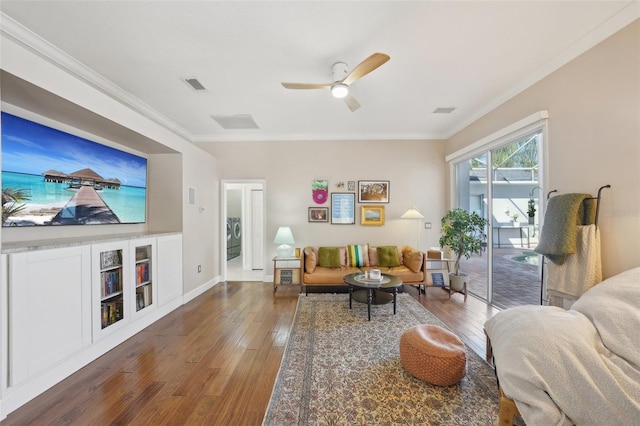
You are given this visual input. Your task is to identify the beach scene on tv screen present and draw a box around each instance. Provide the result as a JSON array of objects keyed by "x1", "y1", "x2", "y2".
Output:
[{"x1": 1, "y1": 112, "x2": 147, "y2": 227}]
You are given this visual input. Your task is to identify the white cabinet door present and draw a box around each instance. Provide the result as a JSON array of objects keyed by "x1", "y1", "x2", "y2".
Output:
[
  {"x1": 130, "y1": 237, "x2": 158, "y2": 319},
  {"x1": 9, "y1": 246, "x2": 91, "y2": 386},
  {"x1": 156, "y1": 234, "x2": 183, "y2": 306}
]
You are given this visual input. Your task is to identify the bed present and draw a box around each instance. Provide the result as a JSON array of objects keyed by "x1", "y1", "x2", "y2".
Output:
[{"x1": 484, "y1": 267, "x2": 640, "y2": 425}]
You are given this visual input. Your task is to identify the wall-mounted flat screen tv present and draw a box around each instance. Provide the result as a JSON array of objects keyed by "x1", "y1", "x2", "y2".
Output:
[{"x1": 1, "y1": 112, "x2": 147, "y2": 227}]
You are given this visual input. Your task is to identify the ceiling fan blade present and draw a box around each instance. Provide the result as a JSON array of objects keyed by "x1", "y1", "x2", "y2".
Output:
[
  {"x1": 344, "y1": 94, "x2": 361, "y2": 112},
  {"x1": 342, "y1": 53, "x2": 390, "y2": 86},
  {"x1": 281, "y1": 82, "x2": 332, "y2": 90}
]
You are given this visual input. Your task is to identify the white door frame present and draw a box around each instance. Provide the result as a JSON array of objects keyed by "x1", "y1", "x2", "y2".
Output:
[{"x1": 221, "y1": 179, "x2": 267, "y2": 282}]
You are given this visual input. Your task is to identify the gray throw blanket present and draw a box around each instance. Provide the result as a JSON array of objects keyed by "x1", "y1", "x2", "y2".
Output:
[{"x1": 534, "y1": 193, "x2": 592, "y2": 265}]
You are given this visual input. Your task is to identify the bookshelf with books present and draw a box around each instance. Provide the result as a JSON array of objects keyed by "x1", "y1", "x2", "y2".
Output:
[
  {"x1": 99, "y1": 248, "x2": 125, "y2": 329},
  {"x1": 131, "y1": 238, "x2": 157, "y2": 317},
  {"x1": 92, "y1": 241, "x2": 130, "y2": 339}
]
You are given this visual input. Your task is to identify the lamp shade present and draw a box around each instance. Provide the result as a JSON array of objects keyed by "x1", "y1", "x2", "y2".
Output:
[
  {"x1": 273, "y1": 226, "x2": 295, "y2": 257},
  {"x1": 401, "y1": 206, "x2": 424, "y2": 219}
]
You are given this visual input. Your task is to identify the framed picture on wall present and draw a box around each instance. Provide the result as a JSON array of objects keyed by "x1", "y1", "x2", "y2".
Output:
[
  {"x1": 358, "y1": 180, "x2": 390, "y2": 203},
  {"x1": 308, "y1": 207, "x2": 328, "y2": 222},
  {"x1": 331, "y1": 192, "x2": 355, "y2": 224},
  {"x1": 361, "y1": 205, "x2": 385, "y2": 226}
]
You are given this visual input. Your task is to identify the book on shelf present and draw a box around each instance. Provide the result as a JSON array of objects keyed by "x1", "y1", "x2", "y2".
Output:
[
  {"x1": 135, "y1": 246, "x2": 150, "y2": 262},
  {"x1": 100, "y1": 250, "x2": 122, "y2": 270},
  {"x1": 101, "y1": 299, "x2": 123, "y2": 328},
  {"x1": 143, "y1": 284, "x2": 152, "y2": 306},
  {"x1": 137, "y1": 263, "x2": 150, "y2": 284},
  {"x1": 136, "y1": 292, "x2": 145, "y2": 310},
  {"x1": 102, "y1": 269, "x2": 122, "y2": 296},
  {"x1": 136, "y1": 285, "x2": 153, "y2": 311}
]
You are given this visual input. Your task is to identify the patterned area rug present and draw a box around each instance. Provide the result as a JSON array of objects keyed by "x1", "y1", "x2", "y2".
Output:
[{"x1": 263, "y1": 293, "x2": 499, "y2": 425}]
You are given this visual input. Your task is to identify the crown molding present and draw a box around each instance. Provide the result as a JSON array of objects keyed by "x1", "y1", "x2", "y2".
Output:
[
  {"x1": 0, "y1": 12, "x2": 195, "y2": 143},
  {"x1": 191, "y1": 132, "x2": 446, "y2": 143}
]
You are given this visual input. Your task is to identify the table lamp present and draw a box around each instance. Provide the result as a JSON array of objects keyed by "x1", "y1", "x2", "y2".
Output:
[{"x1": 273, "y1": 226, "x2": 295, "y2": 258}]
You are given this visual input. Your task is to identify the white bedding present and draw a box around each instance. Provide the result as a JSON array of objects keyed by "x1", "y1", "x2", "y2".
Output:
[{"x1": 484, "y1": 267, "x2": 640, "y2": 425}]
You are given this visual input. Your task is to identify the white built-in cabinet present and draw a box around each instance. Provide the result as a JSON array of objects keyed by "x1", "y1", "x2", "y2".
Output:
[
  {"x1": 1, "y1": 233, "x2": 182, "y2": 418},
  {"x1": 9, "y1": 245, "x2": 92, "y2": 386}
]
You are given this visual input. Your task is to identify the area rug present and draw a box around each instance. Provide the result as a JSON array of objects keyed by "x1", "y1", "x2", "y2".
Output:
[{"x1": 263, "y1": 293, "x2": 499, "y2": 425}]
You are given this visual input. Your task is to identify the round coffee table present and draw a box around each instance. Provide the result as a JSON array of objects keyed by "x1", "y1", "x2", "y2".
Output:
[{"x1": 343, "y1": 272, "x2": 403, "y2": 321}]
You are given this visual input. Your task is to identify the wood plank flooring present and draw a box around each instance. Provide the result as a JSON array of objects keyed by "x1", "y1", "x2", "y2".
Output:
[{"x1": 0, "y1": 282, "x2": 500, "y2": 425}]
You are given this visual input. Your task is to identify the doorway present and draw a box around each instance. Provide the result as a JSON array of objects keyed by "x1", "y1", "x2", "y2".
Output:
[
  {"x1": 223, "y1": 180, "x2": 266, "y2": 282},
  {"x1": 452, "y1": 129, "x2": 544, "y2": 308}
]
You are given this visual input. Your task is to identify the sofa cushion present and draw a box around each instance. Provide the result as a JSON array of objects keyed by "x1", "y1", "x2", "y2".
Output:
[
  {"x1": 318, "y1": 247, "x2": 342, "y2": 268},
  {"x1": 377, "y1": 246, "x2": 401, "y2": 267},
  {"x1": 369, "y1": 246, "x2": 403, "y2": 266},
  {"x1": 385, "y1": 265, "x2": 425, "y2": 283},
  {"x1": 369, "y1": 246, "x2": 379, "y2": 266},
  {"x1": 303, "y1": 266, "x2": 361, "y2": 285},
  {"x1": 347, "y1": 244, "x2": 369, "y2": 267},
  {"x1": 403, "y1": 246, "x2": 424, "y2": 273},
  {"x1": 304, "y1": 246, "x2": 317, "y2": 273}
]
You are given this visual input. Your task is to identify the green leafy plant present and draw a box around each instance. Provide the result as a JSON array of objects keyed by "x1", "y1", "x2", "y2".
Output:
[
  {"x1": 2, "y1": 187, "x2": 31, "y2": 224},
  {"x1": 439, "y1": 208, "x2": 489, "y2": 276},
  {"x1": 527, "y1": 198, "x2": 536, "y2": 217}
]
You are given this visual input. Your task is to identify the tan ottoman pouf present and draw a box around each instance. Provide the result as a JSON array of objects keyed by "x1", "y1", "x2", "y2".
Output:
[{"x1": 399, "y1": 324, "x2": 466, "y2": 386}]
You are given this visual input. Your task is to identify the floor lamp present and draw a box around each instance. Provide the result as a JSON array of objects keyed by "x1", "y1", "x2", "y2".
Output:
[{"x1": 401, "y1": 206, "x2": 424, "y2": 250}]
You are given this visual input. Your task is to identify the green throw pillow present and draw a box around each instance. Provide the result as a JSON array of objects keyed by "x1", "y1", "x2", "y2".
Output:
[
  {"x1": 318, "y1": 247, "x2": 341, "y2": 268},
  {"x1": 377, "y1": 246, "x2": 400, "y2": 267}
]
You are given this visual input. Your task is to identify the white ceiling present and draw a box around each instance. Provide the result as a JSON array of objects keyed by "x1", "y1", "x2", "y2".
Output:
[{"x1": 1, "y1": 1, "x2": 638, "y2": 143}]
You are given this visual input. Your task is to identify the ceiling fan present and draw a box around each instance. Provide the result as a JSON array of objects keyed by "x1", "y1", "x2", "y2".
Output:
[{"x1": 281, "y1": 52, "x2": 390, "y2": 112}]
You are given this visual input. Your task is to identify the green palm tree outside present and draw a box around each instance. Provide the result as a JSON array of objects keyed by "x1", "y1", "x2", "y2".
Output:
[{"x1": 2, "y1": 187, "x2": 31, "y2": 224}]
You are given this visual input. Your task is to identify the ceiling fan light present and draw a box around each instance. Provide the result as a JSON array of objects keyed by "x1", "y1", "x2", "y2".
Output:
[{"x1": 331, "y1": 83, "x2": 349, "y2": 99}]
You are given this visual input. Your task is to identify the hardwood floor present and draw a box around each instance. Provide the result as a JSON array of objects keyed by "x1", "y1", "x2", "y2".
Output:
[{"x1": 0, "y1": 282, "x2": 500, "y2": 425}]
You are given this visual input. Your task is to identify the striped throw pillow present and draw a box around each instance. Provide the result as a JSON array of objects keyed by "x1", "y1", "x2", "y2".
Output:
[{"x1": 347, "y1": 244, "x2": 369, "y2": 267}]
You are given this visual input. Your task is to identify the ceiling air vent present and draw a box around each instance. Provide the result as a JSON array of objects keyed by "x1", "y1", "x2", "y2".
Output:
[
  {"x1": 211, "y1": 114, "x2": 259, "y2": 130},
  {"x1": 433, "y1": 107, "x2": 456, "y2": 114},
  {"x1": 182, "y1": 77, "x2": 207, "y2": 91}
]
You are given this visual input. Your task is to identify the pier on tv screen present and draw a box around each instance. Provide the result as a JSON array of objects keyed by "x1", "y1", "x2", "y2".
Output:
[{"x1": 1, "y1": 112, "x2": 147, "y2": 227}]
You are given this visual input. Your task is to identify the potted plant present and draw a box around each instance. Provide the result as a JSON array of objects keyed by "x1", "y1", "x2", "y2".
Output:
[
  {"x1": 527, "y1": 198, "x2": 536, "y2": 224},
  {"x1": 439, "y1": 208, "x2": 489, "y2": 293}
]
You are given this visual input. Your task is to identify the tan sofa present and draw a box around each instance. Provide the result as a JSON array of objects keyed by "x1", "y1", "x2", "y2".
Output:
[{"x1": 301, "y1": 244, "x2": 440, "y2": 293}]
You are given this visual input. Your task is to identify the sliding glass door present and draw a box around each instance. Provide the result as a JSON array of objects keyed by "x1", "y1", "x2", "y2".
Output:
[
  {"x1": 453, "y1": 131, "x2": 543, "y2": 308},
  {"x1": 455, "y1": 154, "x2": 489, "y2": 300}
]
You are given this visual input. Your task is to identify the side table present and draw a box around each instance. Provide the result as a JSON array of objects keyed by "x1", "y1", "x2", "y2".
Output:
[{"x1": 273, "y1": 256, "x2": 302, "y2": 293}]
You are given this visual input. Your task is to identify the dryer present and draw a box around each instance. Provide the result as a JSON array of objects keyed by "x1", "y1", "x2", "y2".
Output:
[{"x1": 230, "y1": 217, "x2": 242, "y2": 258}]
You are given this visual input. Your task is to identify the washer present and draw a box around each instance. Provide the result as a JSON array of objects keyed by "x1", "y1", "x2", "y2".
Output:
[{"x1": 226, "y1": 218, "x2": 234, "y2": 260}]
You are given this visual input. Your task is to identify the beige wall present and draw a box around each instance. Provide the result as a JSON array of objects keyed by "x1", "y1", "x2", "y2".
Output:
[
  {"x1": 447, "y1": 20, "x2": 640, "y2": 277},
  {"x1": 200, "y1": 139, "x2": 447, "y2": 273},
  {"x1": 181, "y1": 151, "x2": 219, "y2": 293}
]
